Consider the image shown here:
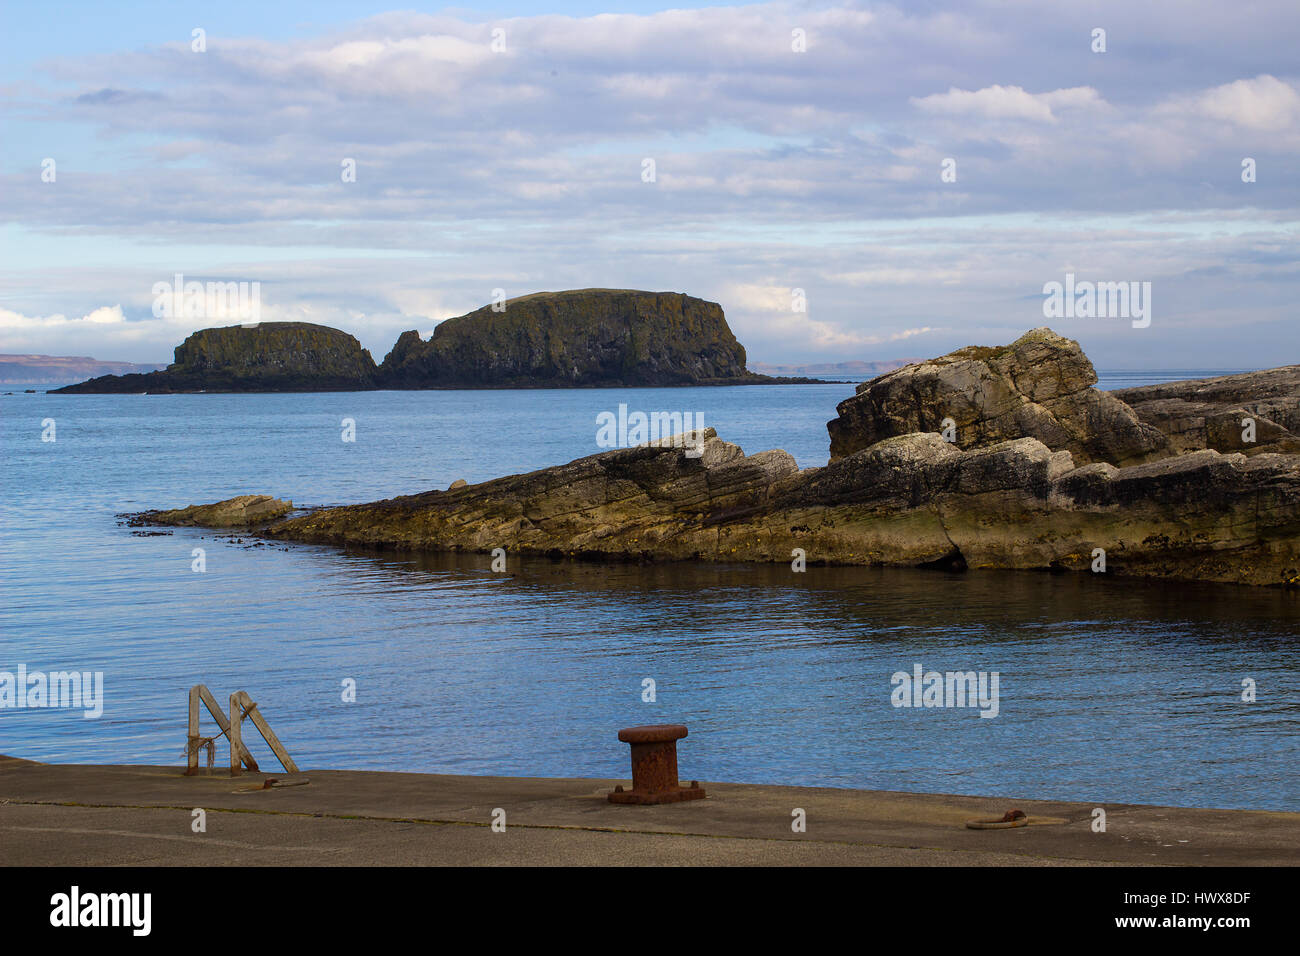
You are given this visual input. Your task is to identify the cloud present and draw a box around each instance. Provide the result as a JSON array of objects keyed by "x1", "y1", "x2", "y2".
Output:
[
  {"x1": 724, "y1": 283, "x2": 941, "y2": 350},
  {"x1": 2, "y1": 1, "x2": 1298, "y2": 366},
  {"x1": 911, "y1": 85, "x2": 1107, "y2": 123},
  {"x1": 1196, "y1": 74, "x2": 1300, "y2": 130},
  {"x1": 1, "y1": 304, "x2": 126, "y2": 332},
  {"x1": 0, "y1": 304, "x2": 138, "y2": 353}
]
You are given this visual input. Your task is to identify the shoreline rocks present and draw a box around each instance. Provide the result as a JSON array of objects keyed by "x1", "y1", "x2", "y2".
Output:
[
  {"x1": 132, "y1": 494, "x2": 292, "y2": 528},
  {"x1": 134, "y1": 329, "x2": 1300, "y2": 588},
  {"x1": 140, "y1": 432, "x2": 1300, "y2": 588},
  {"x1": 827, "y1": 328, "x2": 1169, "y2": 466},
  {"x1": 1115, "y1": 366, "x2": 1300, "y2": 456}
]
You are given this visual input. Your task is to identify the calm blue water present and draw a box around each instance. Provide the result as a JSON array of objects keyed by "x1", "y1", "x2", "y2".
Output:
[{"x1": 2, "y1": 377, "x2": 1297, "y2": 811}]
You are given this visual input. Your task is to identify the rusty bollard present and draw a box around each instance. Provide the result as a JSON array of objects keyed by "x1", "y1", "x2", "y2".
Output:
[{"x1": 608, "y1": 724, "x2": 706, "y2": 805}]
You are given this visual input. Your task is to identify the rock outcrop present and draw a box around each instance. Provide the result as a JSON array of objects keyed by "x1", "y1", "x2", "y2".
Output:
[
  {"x1": 827, "y1": 328, "x2": 1169, "y2": 466},
  {"x1": 142, "y1": 430, "x2": 1300, "y2": 587},
  {"x1": 1114, "y1": 367, "x2": 1300, "y2": 456},
  {"x1": 134, "y1": 494, "x2": 292, "y2": 527},
  {"x1": 54, "y1": 323, "x2": 377, "y2": 393},
  {"x1": 377, "y1": 289, "x2": 758, "y2": 388},
  {"x1": 134, "y1": 328, "x2": 1300, "y2": 588}
]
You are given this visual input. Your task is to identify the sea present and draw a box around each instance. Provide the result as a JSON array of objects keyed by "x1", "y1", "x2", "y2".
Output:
[{"x1": 2, "y1": 372, "x2": 1297, "y2": 811}]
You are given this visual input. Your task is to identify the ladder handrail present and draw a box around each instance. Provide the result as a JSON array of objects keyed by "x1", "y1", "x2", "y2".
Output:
[
  {"x1": 230, "y1": 690, "x2": 299, "y2": 776},
  {"x1": 185, "y1": 684, "x2": 295, "y2": 776}
]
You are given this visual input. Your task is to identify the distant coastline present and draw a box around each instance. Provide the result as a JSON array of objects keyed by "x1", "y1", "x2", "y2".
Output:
[
  {"x1": 0, "y1": 353, "x2": 166, "y2": 386},
  {"x1": 749, "y1": 358, "x2": 915, "y2": 380}
]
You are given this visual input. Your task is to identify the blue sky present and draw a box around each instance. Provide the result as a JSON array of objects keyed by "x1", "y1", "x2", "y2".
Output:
[{"x1": 2, "y1": 1, "x2": 1297, "y2": 367}]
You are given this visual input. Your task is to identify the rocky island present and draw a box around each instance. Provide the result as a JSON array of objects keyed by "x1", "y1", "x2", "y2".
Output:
[
  {"x1": 54, "y1": 323, "x2": 378, "y2": 393},
  {"x1": 380, "y1": 289, "x2": 767, "y2": 387},
  {"x1": 135, "y1": 328, "x2": 1300, "y2": 587},
  {"x1": 55, "y1": 289, "x2": 810, "y2": 393}
]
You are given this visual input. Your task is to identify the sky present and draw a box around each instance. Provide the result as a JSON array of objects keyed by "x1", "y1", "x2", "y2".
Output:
[{"x1": 1, "y1": 0, "x2": 1297, "y2": 368}]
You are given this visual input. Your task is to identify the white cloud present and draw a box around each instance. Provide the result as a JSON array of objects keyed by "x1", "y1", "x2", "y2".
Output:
[
  {"x1": 724, "y1": 283, "x2": 939, "y2": 349},
  {"x1": 828, "y1": 268, "x2": 964, "y2": 286},
  {"x1": 1196, "y1": 74, "x2": 1300, "y2": 131},
  {"x1": 0, "y1": 304, "x2": 143, "y2": 353},
  {"x1": 910, "y1": 85, "x2": 1107, "y2": 123},
  {"x1": 1, "y1": 304, "x2": 126, "y2": 333}
]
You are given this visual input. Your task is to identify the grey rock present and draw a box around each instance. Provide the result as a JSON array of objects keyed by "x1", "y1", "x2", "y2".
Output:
[
  {"x1": 828, "y1": 328, "x2": 1169, "y2": 466},
  {"x1": 1114, "y1": 366, "x2": 1300, "y2": 455}
]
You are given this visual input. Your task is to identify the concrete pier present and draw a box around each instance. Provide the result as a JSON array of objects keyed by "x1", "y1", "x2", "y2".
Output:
[{"x1": 2, "y1": 755, "x2": 1296, "y2": 866}]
